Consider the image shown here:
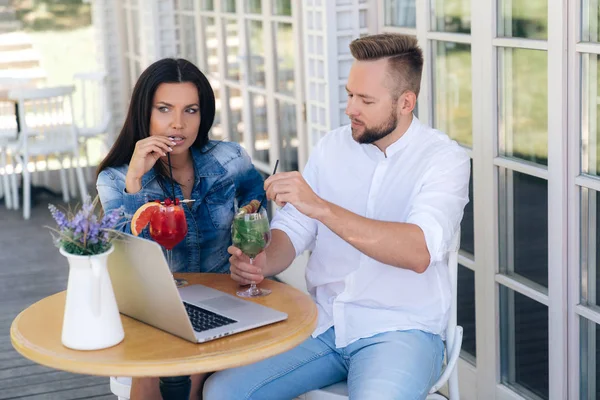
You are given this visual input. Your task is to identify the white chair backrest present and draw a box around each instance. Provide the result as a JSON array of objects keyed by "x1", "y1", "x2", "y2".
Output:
[
  {"x1": 8, "y1": 85, "x2": 77, "y2": 150},
  {"x1": 0, "y1": 77, "x2": 33, "y2": 90},
  {"x1": 73, "y1": 71, "x2": 111, "y2": 134},
  {"x1": 446, "y1": 228, "x2": 461, "y2": 356},
  {"x1": 0, "y1": 101, "x2": 18, "y2": 140}
]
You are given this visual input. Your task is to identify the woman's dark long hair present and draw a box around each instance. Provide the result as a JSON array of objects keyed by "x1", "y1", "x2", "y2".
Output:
[{"x1": 97, "y1": 58, "x2": 216, "y2": 181}]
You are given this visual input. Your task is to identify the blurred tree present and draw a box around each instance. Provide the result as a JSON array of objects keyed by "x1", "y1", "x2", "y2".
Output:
[{"x1": 13, "y1": 0, "x2": 91, "y2": 31}]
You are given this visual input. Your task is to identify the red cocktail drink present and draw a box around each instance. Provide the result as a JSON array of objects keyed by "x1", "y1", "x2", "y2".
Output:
[{"x1": 149, "y1": 204, "x2": 187, "y2": 250}]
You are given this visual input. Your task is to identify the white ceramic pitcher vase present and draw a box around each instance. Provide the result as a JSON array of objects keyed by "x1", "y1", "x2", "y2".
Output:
[{"x1": 60, "y1": 246, "x2": 124, "y2": 350}]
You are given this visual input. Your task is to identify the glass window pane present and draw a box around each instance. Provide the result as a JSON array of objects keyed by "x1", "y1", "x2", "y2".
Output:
[
  {"x1": 383, "y1": 0, "x2": 416, "y2": 28},
  {"x1": 131, "y1": 9, "x2": 140, "y2": 56},
  {"x1": 500, "y1": 287, "x2": 549, "y2": 399},
  {"x1": 227, "y1": 86, "x2": 243, "y2": 144},
  {"x1": 498, "y1": 0, "x2": 547, "y2": 39},
  {"x1": 499, "y1": 170, "x2": 548, "y2": 288},
  {"x1": 210, "y1": 79, "x2": 223, "y2": 140},
  {"x1": 277, "y1": 100, "x2": 298, "y2": 172},
  {"x1": 498, "y1": 48, "x2": 548, "y2": 166},
  {"x1": 223, "y1": 0, "x2": 236, "y2": 13},
  {"x1": 175, "y1": 0, "x2": 194, "y2": 11},
  {"x1": 180, "y1": 15, "x2": 197, "y2": 61},
  {"x1": 432, "y1": 0, "x2": 471, "y2": 33},
  {"x1": 133, "y1": 61, "x2": 142, "y2": 82},
  {"x1": 250, "y1": 93, "x2": 269, "y2": 164},
  {"x1": 247, "y1": 0, "x2": 262, "y2": 14},
  {"x1": 582, "y1": 54, "x2": 600, "y2": 176},
  {"x1": 582, "y1": 0, "x2": 600, "y2": 42},
  {"x1": 274, "y1": 22, "x2": 295, "y2": 95},
  {"x1": 247, "y1": 20, "x2": 266, "y2": 88},
  {"x1": 461, "y1": 160, "x2": 474, "y2": 255},
  {"x1": 580, "y1": 317, "x2": 600, "y2": 400},
  {"x1": 433, "y1": 42, "x2": 472, "y2": 148},
  {"x1": 201, "y1": 0, "x2": 214, "y2": 11},
  {"x1": 273, "y1": 0, "x2": 292, "y2": 16},
  {"x1": 458, "y1": 264, "x2": 476, "y2": 360},
  {"x1": 224, "y1": 18, "x2": 240, "y2": 81},
  {"x1": 580, "y1": 188, "x2": 600, "y2": 306},
  {"x1": 202, "y1": 17, "x2": 219, "y2": 77}
]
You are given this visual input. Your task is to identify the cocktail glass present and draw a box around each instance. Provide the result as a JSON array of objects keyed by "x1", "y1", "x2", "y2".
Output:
[
  {"x1": 150, "y1": 201, "x2": 188, "y2": 288},
  {"x1": 231, "y1": 206, "x2": 272, "y2": 297}
]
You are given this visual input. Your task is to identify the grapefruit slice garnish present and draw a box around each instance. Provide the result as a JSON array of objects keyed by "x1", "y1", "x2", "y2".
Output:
[{"x1": 131, "y1": 202, "x2": 162, "y2": 236}]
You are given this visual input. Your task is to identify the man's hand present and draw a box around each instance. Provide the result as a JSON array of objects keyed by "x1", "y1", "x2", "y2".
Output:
[
  {"x1": 228, "y1": 246, "x2": 267, "y2": 285},
  {"x1": 264, "y1": 171, "x2": 328, "y2": 219}
]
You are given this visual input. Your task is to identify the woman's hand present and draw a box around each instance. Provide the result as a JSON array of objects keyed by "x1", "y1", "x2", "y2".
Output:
[
  {"x1": 228, "y1": 246, "x2": 266, "y2": 285},
  {"x1": 125, "y1": 136, "x2": 176, "y2": 193}
]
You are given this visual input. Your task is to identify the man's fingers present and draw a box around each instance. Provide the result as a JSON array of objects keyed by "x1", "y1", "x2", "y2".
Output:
[
  {"x1": 230, "y1": 266, "x2": 263, "y2": 283},
  {"x1": 273, "y1": 193, "x2": 288, "y2": 208},
  {"x1": 227, "y1": 246, "x2": 243, "y2": 257},
  {"x1": 230, "y1": 271, "x2": 253, "y2": 285},
  {"x1": 266, "y1": 181, "x2": 294, "y2": 202}
]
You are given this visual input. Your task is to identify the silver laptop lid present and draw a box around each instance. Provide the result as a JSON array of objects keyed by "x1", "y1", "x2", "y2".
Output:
[{"x1": 107, "y1": 234, "x2": 198, "y2": 342}]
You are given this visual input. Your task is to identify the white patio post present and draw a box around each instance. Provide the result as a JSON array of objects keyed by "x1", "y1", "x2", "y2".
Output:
[
  {"x1": 302, "y1": 0, "x2": 371, "y2": 152},
  {"x1": 90, "y1": 0, "x2": 129, "y2": 139}
]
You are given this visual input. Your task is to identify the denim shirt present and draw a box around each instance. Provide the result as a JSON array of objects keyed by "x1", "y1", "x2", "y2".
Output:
[{"x1": 96, "y1": 141, "x2": 265, "y2": 274}]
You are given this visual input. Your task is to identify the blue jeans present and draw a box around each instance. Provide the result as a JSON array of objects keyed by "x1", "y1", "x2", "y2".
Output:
[{"x1": 203, "y1": 327, "x2": 444, "y2": 400}]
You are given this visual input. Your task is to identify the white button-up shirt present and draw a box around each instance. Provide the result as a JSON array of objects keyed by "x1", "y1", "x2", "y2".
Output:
[{"x1": 271, "y1": 116, "x2": 470, "y2": 347}]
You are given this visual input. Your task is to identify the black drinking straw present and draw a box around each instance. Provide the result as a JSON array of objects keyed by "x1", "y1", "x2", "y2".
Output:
[
  {"x1": 167, "y1": 153, "x2": 176, "y2": 202},
  {"x1": 259, "y1": 159, "x2": 279, "y2": 211}
]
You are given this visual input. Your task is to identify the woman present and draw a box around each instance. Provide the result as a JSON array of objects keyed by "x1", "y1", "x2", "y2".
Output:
[{"x1": 96, "y1": 58, "x2": 265, "y2": 400}]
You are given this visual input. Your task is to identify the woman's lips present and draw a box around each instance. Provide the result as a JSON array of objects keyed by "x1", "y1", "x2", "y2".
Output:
[{"x1": 168, "y1": 136, "x2": 185, "y2": 144}]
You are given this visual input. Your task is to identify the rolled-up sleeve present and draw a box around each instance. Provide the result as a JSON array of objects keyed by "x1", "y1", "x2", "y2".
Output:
[
  {"x1": 406, "y1": 148, "x2": 470, "y2": 264},
  {"x1": 270, "y1": 151, "x2": 319, "y2": 257}
]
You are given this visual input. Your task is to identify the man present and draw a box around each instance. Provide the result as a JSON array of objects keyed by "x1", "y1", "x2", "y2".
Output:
[{"x1": 204, "y1": 33, "x2": 470, "y2": 400}]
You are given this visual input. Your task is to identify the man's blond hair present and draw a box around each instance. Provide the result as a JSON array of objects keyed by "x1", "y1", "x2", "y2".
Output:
[{"x1": 349, "y1": 33, "x2": 423, "y2": 99}]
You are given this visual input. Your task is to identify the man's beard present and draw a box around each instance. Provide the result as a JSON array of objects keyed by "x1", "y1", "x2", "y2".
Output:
[
  {"x1": 351, "y1": 98, "x2": 399, "y2": 144},
  {"x1": 351, "y1": 110, "x2": 398, "y2": 144}
]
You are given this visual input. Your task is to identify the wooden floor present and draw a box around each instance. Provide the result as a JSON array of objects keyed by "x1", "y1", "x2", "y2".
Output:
[{"x1": 0, "y1": 190, "x2": 114, "y2": 399}]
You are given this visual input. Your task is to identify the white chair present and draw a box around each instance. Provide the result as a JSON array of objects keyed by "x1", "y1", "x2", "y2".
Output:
[
  {"x1": 0, "y1": 100, "x2": 18, "y2": 209},
  {"x1": 0, "y1": 77, "x2": 33, "y2": 210},
  {"x1": 110, "y1": 376, "x2": 132, "y2": 400},
  {"x1": 6, "y1": 85, "x2": 88, "y2": 219},
  {"x1": 303, "y1": 229, "x2": 463, "y2": 400},
  {"x1": 72, "y1": 71, "x2": 112, "y2": 185}
]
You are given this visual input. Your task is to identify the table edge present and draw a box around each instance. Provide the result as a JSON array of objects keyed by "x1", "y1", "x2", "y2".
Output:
[{"x1": 10, "y1": 286, "x2": 318, "y2": 377}]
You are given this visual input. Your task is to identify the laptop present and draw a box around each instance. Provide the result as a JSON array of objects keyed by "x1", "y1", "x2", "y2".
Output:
[{"x1": 107, "y1": 234, "x2": 288, "y2": 343}]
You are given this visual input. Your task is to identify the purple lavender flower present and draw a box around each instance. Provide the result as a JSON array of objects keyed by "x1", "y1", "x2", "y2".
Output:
[
  {"x1": 81, "y1": 195, "x2": 94, "y2": 215},
  {"x1": 100, "y1": 207, "x2": 123, "y2": 230},
  {"x1": 47, "y1": 197, "x2": 125, "y2": 255},
  {"x1": 71, "y1": 210, "x2": 87, "y2": 235},
  {"x1": 48, "y1": 204, "x2": 69, "y2": 230}
]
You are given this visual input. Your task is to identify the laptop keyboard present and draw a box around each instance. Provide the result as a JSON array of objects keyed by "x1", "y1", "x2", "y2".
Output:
[{"x1": 183, "y1": 302, "x2": 237, "y2": 333}]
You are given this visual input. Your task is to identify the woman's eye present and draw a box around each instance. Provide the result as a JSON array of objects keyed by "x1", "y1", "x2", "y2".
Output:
[
  {"x1": 347, "y1": 93, "x2": 353, "y2": 98},
  {"x1": 158, "y1": 106, "x2": 169, "y2": 112},
  {"x1": 364, "y1": 101, "x2": 373, "y2": 105},
  {"x1": 186, "y1": 108, "x2": 199, "y2": 114}
]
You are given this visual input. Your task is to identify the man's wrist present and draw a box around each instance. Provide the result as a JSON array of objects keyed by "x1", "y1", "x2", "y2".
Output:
[{"x1": 313, "y1": 198, "x2": 333, "y2": 222}]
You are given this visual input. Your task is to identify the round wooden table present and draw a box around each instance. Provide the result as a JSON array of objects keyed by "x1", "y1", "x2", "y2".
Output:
[{"x1": 10, "y1": 273, "x2": 317, "y2": 379}]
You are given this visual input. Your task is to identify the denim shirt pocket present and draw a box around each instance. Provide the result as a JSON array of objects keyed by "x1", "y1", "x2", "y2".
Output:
[{"x1": 205, "y1": 178, "x2": 235, "y2": 230}]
